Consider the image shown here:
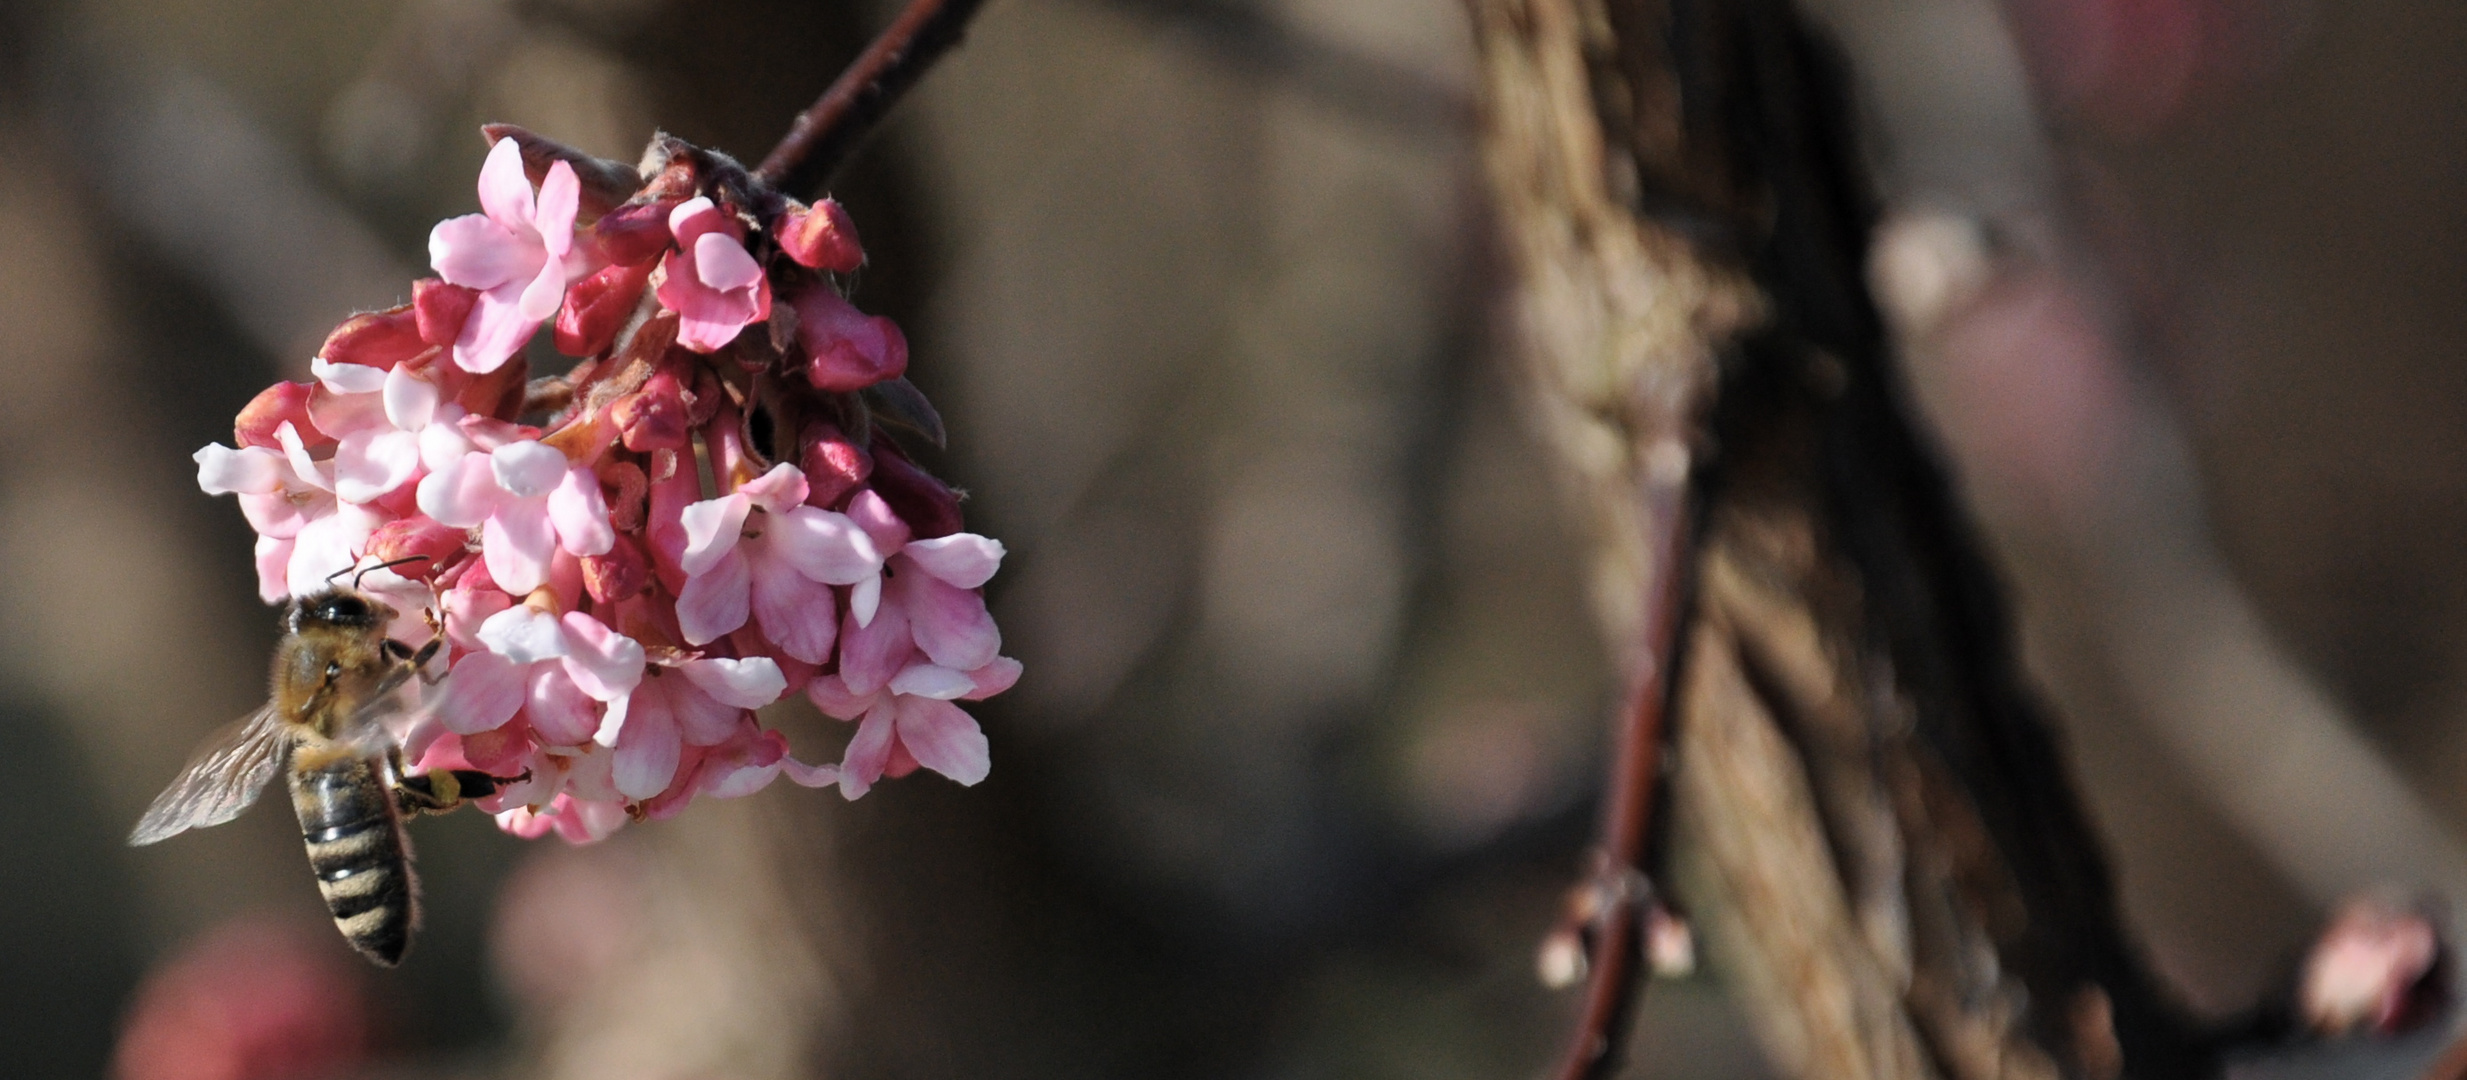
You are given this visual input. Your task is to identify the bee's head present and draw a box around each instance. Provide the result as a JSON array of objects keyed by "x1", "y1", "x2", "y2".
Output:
[{"x1": 286, "y1": 589, "x2": 393, "y2": 634}]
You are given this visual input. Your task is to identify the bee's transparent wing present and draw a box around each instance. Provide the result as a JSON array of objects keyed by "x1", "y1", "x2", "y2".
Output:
[
  {"x1": 331, "y1": 661, "x2": 428, "y2": 759},
  {"x1": 128, "y1": 706, "x2": 293, "y2": 846}
]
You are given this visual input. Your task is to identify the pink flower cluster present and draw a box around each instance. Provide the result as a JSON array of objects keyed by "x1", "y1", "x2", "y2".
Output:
[{"x1": 194, "y1": 131, "x2": 1014, "y2": 842}]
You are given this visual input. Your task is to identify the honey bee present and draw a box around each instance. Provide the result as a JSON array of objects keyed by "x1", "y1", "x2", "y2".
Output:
[{"x1": 128, "y1": 560, "x2": 512, "y2": 966}]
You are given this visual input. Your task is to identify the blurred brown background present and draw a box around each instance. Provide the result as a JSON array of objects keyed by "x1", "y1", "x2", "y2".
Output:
[{"x1": 0, "y1": 0, "x2": 2459, "y2": 1077}]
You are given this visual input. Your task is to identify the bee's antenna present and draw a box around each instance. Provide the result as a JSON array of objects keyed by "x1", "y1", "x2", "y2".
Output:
[{"x1": 352, "y1": 555, "x2": 433, "y2": 589}]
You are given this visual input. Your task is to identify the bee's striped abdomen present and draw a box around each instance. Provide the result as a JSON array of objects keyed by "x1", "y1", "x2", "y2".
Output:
[{"x1": 287, "y1": 757, "x2": 416, "y2": 966}]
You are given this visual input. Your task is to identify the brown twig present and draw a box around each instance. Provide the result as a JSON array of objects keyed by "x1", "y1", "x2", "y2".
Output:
[
  {"x1": 1555, "y1": 457, "x2": 1696, "y2": 1080},
  {"x1": 753, "y1": 0, "x2": 988, "y2": 197}
]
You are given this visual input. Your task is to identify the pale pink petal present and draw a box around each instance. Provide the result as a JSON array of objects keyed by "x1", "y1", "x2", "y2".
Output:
[
  {"x1": 667, "y1": 197, "x2": 721, "y2": 244},
  {"x1": 333, "y1": 429, "x2": 421, "y2": 504},
  {"x1": 441, "y1": 584, "x2": 512, "y2": 651},
  {"x1": 517, "y1": 252, "x2": 566, "y2": 322},
  {"x1": 274, "y1": 423, "x2": 331, "y2": 492},
  {"x1": 804, "y1": 674, "x2": 875, "y2": 720},
  {"x1": 837, "y1": 700, "x2": 898, "y2": 800},
  {"x1": 311, "y1": 358, "x2": 389, "y2": 394},
  {"x1": 284, "y1": 514, "x2": 362, "y2": 597},
  {"x1": 429, "y1": 213, "x2": 534, "y2": 291},
  {"x1": 902, "y1": 533, "x2": 1006, "y2": 589},
  {"x1": 894, "y1": 696, "x2": 990, "y2": 786},
  {"x1": 196, "y1": 444, "x2": 282, "y2": 495},
  {"x1": 898, "y1": 568, "x2": 1001, "y2": 671},
  {"x1": 483, "y1": 503, "x2": 557, "y2": 594},
  {"x1": 780, "y1": 757, "x2": 840, "y2": 788},
  {"x1": 679, "y1": 493, "x2": 752, "y2": 576},
  {"x1": 417, "y1": 451, "x2": 501, "y2": 526},
  {"x1": 418, "y1": 409, "x2": 476, "y2": 471},
  {"x1": 453, "y1": 285, "x2": 540, "y2": 373},
  {"x1": 850, "y1": 573, "x2": 883, "y2": 627},
  {"x1": 694, "y1": 231, "x2": 762, "y2": 291},
  {"x1": 307, "y1": 382, "x2": 388, "y2": 438},
  {"x1": 962, "y1": 656, "x2": 1024, "y2": 700},
  {"x1": 768, "y1": 506, "x2": 881, "y2": 585},
  {"x1": 676, "y1": 546, "x2": 752, "y2": 646},
  {"x1": 526, "y1": 664, "x2": 599, "y2": 745},
  {"x1": 477, "y1": 605, "x2": 567, "y2": 662},
  {"x1": 430, "y1": 651, "x2": 525, "y2": 735},
  {"x1": 239, "y1": 491, "x2": 306, "y2": 538},
  {"x1": 736, "y1": 463, "x2": 808, "y2": 514},
  {"x1": 495, "y1": 805, "x2": 555, "y2": 840},
  {"x1": 703, "y1": 752, "x2": 784, "y2": 798},
  {"x1": 748, "y1": 546, "x2": 839, "y2": 663},
  {"x1": 888, "y1": 663, "x2": 975, "y2": 700},
  {"x1": 534, "y1": 161, "x2": 579, "y2": 259},
  {"x1": 610, "y1": 692, "x2": 682, "y2": 800},
  {"x1": 679, "y1": 656, "x2": 788, "y2": 709},
  {"x1": 667, "y1": 682, "x2": 740, "y2": 746},
  {"x1": 558, "y1": 613, "x2": 646, "y2": 701},
  {"x1": 662, "y1": 251, "x2": 761, "y2": 352},
  {"x1": 252, "y1": 534, "x2": 291, "y2": 603},
  {"x1": 382, "y1": 364, "x2": 439, "y2": 431},
  {"x1": 549, "y1": 467, "x2": 614, "y2": 555},
  {"x1": 561, "y1": 798, "x2": 629, "y2": 843},
  {"x1": 836, "y1": 592, "x2": 911, "y2": 696},
  {"x1": 491, "y1": 440, "x2": 568, "y2": 499},
  {"x1": 475, "y1": 137, "x2": 538, "y2": 235},
  {"x1": 845, "y1": 489, "x2": 910, "y2": 553}
]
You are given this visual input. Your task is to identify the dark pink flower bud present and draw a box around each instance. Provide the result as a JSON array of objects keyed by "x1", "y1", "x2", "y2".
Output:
[
  {"x1": 613, "y1": 366, "x2": 692, "y2": 451},
  {"x1": 364, "y1": 517, "x2": 466, "y2": 577},
  {"x1": 594, "y1": 199, "x2": 678, "y2": 267},
  {"x1": 583, "y1": 533, "x2": 651, "y2": 604},
  {"x1": 868, "y1": 438, "x2": 963, "y2": 539},
  {"x1": 318, "y1": 306, "x2": 428, "y2": 369},
  {"x1": 791, "y1": 286, "x2": 907, "y2": 392},
  {"x1": 414, "y1": 278, "x2": 479, "y2": 347},
  {"x1": 777, "y1": 198, "x2": 863, "y2": 272},
  {"x1": 800, "y1": 423, "x2": 873, "y2": 508},
  {"x1": 234, "y1": 381, "x2": 323, "y2": 449},
  {"x1": 556, "y1": 261, "x2": 653, "y2": 357}
]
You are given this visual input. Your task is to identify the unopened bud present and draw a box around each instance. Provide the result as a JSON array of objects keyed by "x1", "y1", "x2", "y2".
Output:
[
  {"x1": 1537, "y1": 929, "x2": 1587, "y2": 989},
  {"x1": 2301, "y1": 894, "x2": 2445, "y2": 1038},
  {"x1": 777, "y1": 198, "x2": 863, "y2": 272},
  {"x1": 414, "y1": 279, "x2": 479, "y2": 347},
  {"x1": 800, "y1": 423, "x2": 873, "y2": 508},
  {"x1": 868, "y1": 439, "x2": 963, "y2": 539},
  {"x1": 791, "y1": 286, "x2": 907, "y2": 392},
  {"x1": 593, "y1": 200, "x2": 678, "y2": 267},
  {"x1": 556, "y1": 262, "x2": 653, "y2": 357},
  {"x1": 612, "y1": 370, "x2": 691, "y2": 452},
  {"x1": 365, "y1": 517, "x2": 466, "y2": 575},
  {"x1": 235, "y1": 382, "x2": 323, "y2": 449},
  {"x1": 1646, "y1": 906, "x2": 1696, "y2": 978},
  {"x1": 582, "y1": 534, "x2": 651, "y2": 604},
  {"x1": 318, "y1": 306, "x2": 427, "y2": 369}
]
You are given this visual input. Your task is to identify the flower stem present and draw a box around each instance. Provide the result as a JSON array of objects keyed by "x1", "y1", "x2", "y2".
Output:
[{"x1": 753, "y1": 0, "x2": 989, "y2": 197}]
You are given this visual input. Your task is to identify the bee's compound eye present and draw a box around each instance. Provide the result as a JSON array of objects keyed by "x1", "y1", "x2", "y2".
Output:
[{"x1": 326, "y1": 661, "x2": 342, "y2": 679}]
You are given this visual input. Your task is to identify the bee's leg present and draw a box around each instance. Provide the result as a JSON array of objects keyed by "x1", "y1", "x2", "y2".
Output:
[{"x1": 395, "y1": 767, "x2": 529, "y2": 815}]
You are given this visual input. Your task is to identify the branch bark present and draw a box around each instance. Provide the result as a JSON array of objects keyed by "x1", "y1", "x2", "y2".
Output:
[
  {"x1": 753, "y1": 0, "x2": 987, "y2": 197},
  {"x1": 1470, "y1": 0, "x2": 2213, "y2": 1076}
]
